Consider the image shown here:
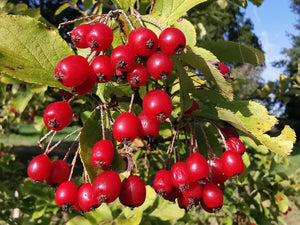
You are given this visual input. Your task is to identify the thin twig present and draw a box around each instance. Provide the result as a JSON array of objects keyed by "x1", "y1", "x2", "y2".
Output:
[
  {"x1": 128, "y1": 91, "x2": 135, "y2": 113},
  {"x1": 63, "y1": 131, "x2": 81, "y2": 161},
  {"x1": 68, "y1": 146, "x2": 80, "y2": 181},
  {"x1": 38, "y1": 130, "x2": 54, "y2": 148},
  {"x1": 44, "y1": 131, "x2": 57, "y2": 155},
  {"x1": 198, "y1": 122, "x2": 214, "y2": 159},
  {"x1": 100, "y1": 105, "x2": 106, "y2": 140}
]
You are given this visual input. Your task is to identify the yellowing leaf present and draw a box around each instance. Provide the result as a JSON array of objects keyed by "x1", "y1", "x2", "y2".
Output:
[
  {"x1": 152, "y1": 0, "x2": 207, "y2": 25},
  {"x1": 0, "y1": 14, "x2": 73, "y2": 88}
]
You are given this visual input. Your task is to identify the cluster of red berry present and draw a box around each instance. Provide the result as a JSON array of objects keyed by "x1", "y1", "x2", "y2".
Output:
[
  {"x1": 27, "y1": 18, "x2": 241, "y2": 215},
  {"x1": 153, "y1": 126, "x2": 245, "y2": 212}
]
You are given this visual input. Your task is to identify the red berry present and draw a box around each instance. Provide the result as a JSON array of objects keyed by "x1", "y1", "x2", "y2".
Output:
[
  {"x1": 202, "y1": 183, "x2": 223, "y2": 212},
  {"x1": 87, "y1": 23, "x2": 113, "y2": 52},
  {"x1": 92, "y1": 171, "x2": 121, "y2": 204},
  {"x1": 137, "y1": 112, "x2": 160, "y2": 140},
  {"x1": 153, "y1": 169, "x2": 173, "y2": 196},
  {"x1": 78, "y1": 183, "x2": 100, "y2": 212},
  {"x1": 147, "y1": 52, "x2": 173, "y2": 80},
  {"x1": 220, "y1": 126, "x2": 239, "y2": 140},
  {"x1": 226, "y1": 137, "x2": 246, "y2": 155},
  {"x1": 110, "y1": 45, "x2": 136, "y2": 72},
  {"x1": 128, "y1": 27, "x2": 158, "y2": 56},
  {"x1": 91, "y1": 140, "x2": 114, "y2": 169},
  {"x1": 27, "y1": 154, "x2": 51, "y2": 182},
  {"x1": 179, "y1": 181, "x2": 203, "y2": 210},
  {"x1": 46, "y1": 160, "x2": 70, "y2": 187},
  {"x1": 127, "y1": 64, "x2": 149, "y2": 87},
  {"x1": 171, "y1": 162, "x2": 191, "y2": 191},
  {"x1": 55, "y1": 181, "x2": 78, "y2": 210},
  {"x1": 91, "y1": 55, "x2": 115, "y2": 83},
  {"x1": 209, "y1": 157, "x2": 228, "y2": 184},
  {"x1": 71, "y1": 78, "x2": 95, "y2": 96},
  {"x1": 221, "y1": 151, "x2": 244, "y2": 177},
  {"x1": 186, "y1": 152, "x2": 209, "y2": 182},
  {"x1": 277, "y1": 195, "x2": 283, "y2": 201},
  {"x1": 217, "y1": 62, "x2": 231, "y2": 80},
  {"x1": 143, "y1": 89, "x2": 172, "y2": 122},
  {"x1": 71, "y1": 24, "x2": 92, "y2": 48},
  {"x1": 54, "y1": 55, "x2": 92, "y2": 88},
  {"x1": 119, "y1": 175, "x2": 146, "y2": 208},
  {"x1": 159, "y1": 27, "x2": 186, "y2": 55},
  {"x1": 43, "y1": 101, "x2": 73, "y2": 131}
]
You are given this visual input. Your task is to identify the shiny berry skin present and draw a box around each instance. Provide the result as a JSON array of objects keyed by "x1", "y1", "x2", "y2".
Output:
[
  {"x1": 87, "y1": 23, "x2": 113, "y2": 52},
  {"x1": 27, "y1": 154, "x2": 51, "y2": 182},
  {"x1": 209, "y1": 157, "x2": 228, "y2": 184},
  {"x1": 119, "y1": 175, "x2": 146, "y2": 208},
  {"x1": 143, "y1": 89, "x2": 172, "y2": 122},
  {"x1": 91, "y1": 55, "x2": 115, "y2": 83},
  {"x1": 127, "y1": 64, "x2": 149, "y2": 87},
  {"x1": 54, "y1": 55, "x2": 92, "y2": 88},
  {"x1": 128, "y1": 27, "x2": 158, "y2": 56},
  {"x1": 71, "y1": 78, "x2": 95, "y2": 96},
  {"x1": 184, "y1": 100, "x2": 199, "y2": 115},
  {"x1": 78, "y1": 183, "x2": 100, "y2": 212},
  {"x1": 110, "y1": 45, "x2": 136, "y2": 72},
  {"x1": 91, "y1": 140, "x2": 114, "y2": 169},
  {"x1": 226, "y1": 137, "x2": 246, "y2": 155},
  {"x1": 221, "y1": 150, "x2": 244, "y2": 177},
  {"x1": 71, "y1": 24, "x2": 92, "y2": 48},
  {"x1": 92, "y1": 171, "x2": 121, "y2": 204},
  {"x1": 147, "y1": 52, "x2": 173, "y2": 80},
  {"x1": 202, "y1": 183, "x2": 223, "y2": 211},
  {"x1": 220, "y1": 126, "x2": 239, "y2": 140},
  {"x1": 112, "y1": 112, "x2": 139, "y2": 144},
  {"x1": 43, "y1": 101, "x2": 73, "y2": 131},
  {"x1": 55, "y1": 181, "x2": 78, "y2": 209},
  {"x1": 171, "y1": 161, "x2": 191, "y2": 191},
  {"x1": 153, "y1": 169, "x2": 173, "y2": 196},
  {"x1": 159, "y1": 27, "x2": 186, "y2": 55},
  {"x1": 217, "y1": 62, "x2": 231, "y2": 80},
  {"x1": 186, "y1": 152, "x2": 209, "y2": 182},
  {"x1": 137, "y1": 112, "x2": 160, "y2": 140},
  {"x1": 46, "y1": 160, "x2": 70, "y2": 187}
]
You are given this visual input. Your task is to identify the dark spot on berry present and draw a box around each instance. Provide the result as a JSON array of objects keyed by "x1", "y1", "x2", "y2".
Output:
[
  {"x1": 96, "y1": 161, "x2": 106, "y2": 169},
  {"x1": 158, "y1": 71, "x2": 169, "y2": 80},
  {"x1": 54, "y1": 71, "x2": 64, "y2": 82},
  {"x1": 174, "y1": 44, "x2": 184, "y2": 54},
  {"x1": 130, "y1": 75, "x2": 141, "y2": 85},
  {"x1": 48, "y1": 118, "x2": 60, "y2": 129},
  {"x1": 96, "y1": 72, "x2": 107, "y2": 82},
  {"x1": 61, "y1": 203, "x2": 71, "y2": 211},
  {"x1": 156, "y1": 111, "x2": 167, "y2": 121},
  {"x1": 116, "y1": 58, "x2": 127, "y2": 69},
  {"x1": 72, "y1": 34, "x2": 81, "y2": 45},
  {"x1": 145, "y1": 38, "x2": 155, "y2": 49},
  {"x1": 90, "y1": 39, "x2": 99, "y2": 50},
  {"x1": 97, "y1": 194, "x2": 108, "y2": 204},
  {"x1": 121, "y1": 137, "x2": 131, "y2": 145}
]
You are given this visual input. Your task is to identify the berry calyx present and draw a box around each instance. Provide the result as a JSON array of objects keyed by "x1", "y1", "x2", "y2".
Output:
[
  {"x1": 91, "y1": 140, "x2": 114, "y2": 169},
  {"x1": 159, "y1": 27, "x2": 186, "y2": 55},
  {"x1": 55, "y1": 181, "x2": 78, "y2": 210},
  {"x1": 112, "y1": 112, "x2": 139, "y2": 144},
  {"x1": 110, "y1": 45, "x2": 136, "y2": 72},
  {"x1": 91, "y1": 55, "x2": 114, "y2": 83},
  {"x1": 54, "y1": 55, "x2": 92, "y2": 88},
  {"x1": 27, "y1": 154, "x2": 52, "y2": 182},
  {"x1": 147, "y1": 52, "x2": 173, "y2": 80},
  {"x1": 153, "y1": 169, "x2": 173, "y2": 196},
  {"x1": 71, "y1": 24, "x2": 92, "y2": 49},
  {"x1": 143, "y1": 89, "x2": 172, "y2": 122},
  {"x1": 92, "y1": 171, "x2": 121, "y2": 204},
  {"x1": 127, "y1": 64, "x2": 149, "y2": 87},
  {"x1": 128, "y1": 27, "x2": 158, "y2": 56},
  {"x1": 87, "y1": 23, "x2": 113, "y2": 52},
  {"x1": 43, "y1": 101, "x2": 73, "y2": 131},
  {"x1": 171, "y1": 161, "x2": 191, "y2": 191}
]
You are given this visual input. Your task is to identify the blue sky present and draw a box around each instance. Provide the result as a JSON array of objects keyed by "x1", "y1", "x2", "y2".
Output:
[{"x1": 242, "y1": 0, "x2": 298, "y2": 81}]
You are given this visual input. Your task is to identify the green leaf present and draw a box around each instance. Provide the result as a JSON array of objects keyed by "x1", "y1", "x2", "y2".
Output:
[
  {"x1": 12, "y1": 88, "x2": 33, "y2": 112},
  {"x1": 199, "y1": 40, "x2": 265, "y2": 66},
  {"x1": 173, "y1": 18, "x2": 196, "y2": 47},
  {"x1": 116, "y1": 207, "x2": 143, "y2": 225},
  {"x1": 55, "y1": 4, "x2": 71, "y2": 16},
  {"x1": 151, "y1": 0, "x2": 207, "y2": 25},
  {"x1": 149, "y1": 196, "x2": 185, "y2": 221},
  {"x1": 232, "y1": 0, "x2": 247, "y2": 7},
  {"x1": 181, "y1": 47, "x2": 233, "y2": 100},
  {"x1": 79, "y1": 110, "x2": 103, "y2": 183},
  {"x1": 275, "y1": 192, "x2": 289, "y2": 213},
  {"x1": 0, "y1": 14, "x2": 73, "y2": 88},
  {"x1": 111, "y1": 0, "x2": 130, "y2": 11},
  {"x1": 216, "y1": 100, "x2": 296, "y2": 156},
  {"x1": 249, "y1": 0, "x2": 264, "y2": 6}
]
